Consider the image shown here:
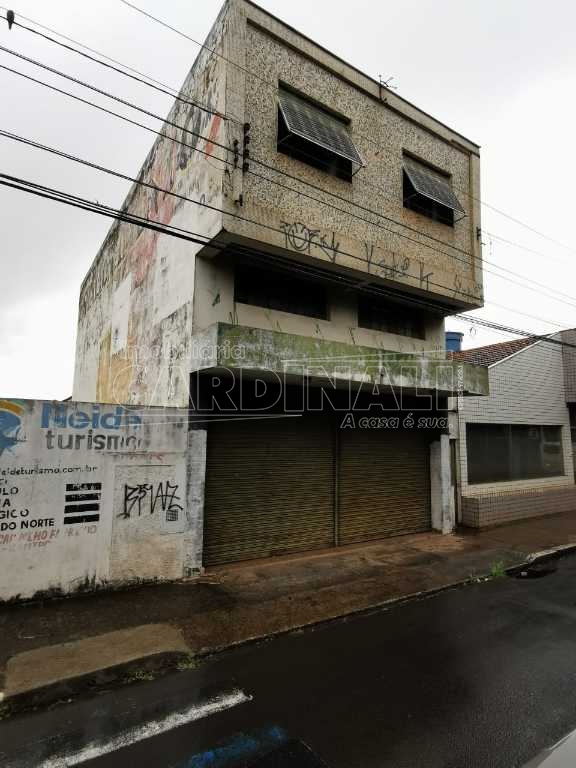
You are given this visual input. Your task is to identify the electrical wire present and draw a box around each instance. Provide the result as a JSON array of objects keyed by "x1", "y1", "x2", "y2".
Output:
[
  {"x1": 2, "y1": 19, "x2": 576, "y2": 316},
  {"x1": 2, "y1": 168, "x2": 575, "y2": 354},
  {"x1": 2, "y1": 123, "x2": 575, "y2": 334},
  {"x1": 0, "y1": 12, "x2": 223, "y2": 118},
  {"x1": 114, "y1": 0, "x2": 576, "y2": 257},
  {"x1": 0, "y1": 42, "x2": 479, "y2": 267},
  {"x1": 0, "y1": 5, "x2": 186, "y2": 97},
  {"x1": 0, "y1": 128, "x2": 482, "y2": 305},
  {"x1": 2, "y1": 32, "x2": 574, "y2": 313}
]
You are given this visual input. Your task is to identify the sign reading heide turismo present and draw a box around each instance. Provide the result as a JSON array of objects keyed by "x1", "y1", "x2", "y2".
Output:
[{"x1": 0, "y1": 399, "x2": 189, "y2": 602}]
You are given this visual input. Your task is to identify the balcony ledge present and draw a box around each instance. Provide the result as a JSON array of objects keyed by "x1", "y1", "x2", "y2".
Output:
[{"x1": 190, "y1": 323, "x2": 489, "y2": 396}]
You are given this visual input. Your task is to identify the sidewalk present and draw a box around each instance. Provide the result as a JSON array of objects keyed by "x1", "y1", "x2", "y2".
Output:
[{"x1": 2, "y1": 510, "x2": 576, "y2": 708}]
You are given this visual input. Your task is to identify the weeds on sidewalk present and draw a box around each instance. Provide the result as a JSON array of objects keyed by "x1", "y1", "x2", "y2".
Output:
[
  {"x1": 176, "y1": 654, "x2": 199, "y2": 672},
  {"x1": 123, "y1": 669, "x2": 155, "y2": 684},
  {"x1": 490, "y1": 560, "x2": 506, "y2": 578}
]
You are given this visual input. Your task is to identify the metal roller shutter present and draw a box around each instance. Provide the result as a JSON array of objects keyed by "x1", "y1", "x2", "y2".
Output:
[
  {"x1": 338, "y1": 428, "x2": 431, "y2": 545},
  {"x1": 203, "y1": 417, "x2": 335, "y2": 566}
]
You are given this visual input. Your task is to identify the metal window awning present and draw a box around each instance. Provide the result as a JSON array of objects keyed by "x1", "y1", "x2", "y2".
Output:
[
  {"x1": 403, "y1": 160, "x2": 465, "y2": 213},
  {"x1": 278, "y1": 89, "x2": 363, "y2": 174}
]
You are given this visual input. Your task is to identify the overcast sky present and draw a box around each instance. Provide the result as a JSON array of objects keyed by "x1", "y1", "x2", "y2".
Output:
[{"x1": 1, "y1": 0, "x2": 576, "y2": 399}]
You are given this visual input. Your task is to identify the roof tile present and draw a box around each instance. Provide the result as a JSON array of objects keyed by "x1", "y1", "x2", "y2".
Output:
[{"x1": 449, "y1": 337, "x2": 536, "y2": 367}]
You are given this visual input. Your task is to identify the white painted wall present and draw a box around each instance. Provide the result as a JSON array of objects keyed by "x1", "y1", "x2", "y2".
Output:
[
  {"x1": 73, "y1": 3, "x2": 231, "y2": 408},
  {"x1": 0, "y1": 398, "x2": 196, "y2": 602},
  {"x1": 457, "y1": 340, "x2": 574, "y2": 496}
]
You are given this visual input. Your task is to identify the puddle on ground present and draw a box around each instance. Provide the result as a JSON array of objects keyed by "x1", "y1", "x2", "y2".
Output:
[{"x1": 510, "y1": 565, "x2": 557, "y2": 579}]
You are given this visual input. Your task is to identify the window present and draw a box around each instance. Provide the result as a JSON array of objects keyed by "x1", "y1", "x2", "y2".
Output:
[
  {"x1": 466, "y1": 424, "x2": 564, "y2": 484},
  {"x1": 277, "y1": 87, "x2": 362, "y2": 182},
  {"x1": 234, "y1": 264, "x2": 328, "y2": 320},
  {"x1": 402, "y1": 157, "x2": 464, "y2": 226},
  {"x1": 357, "y1": 296, "x2": 426, "y2": 339}
]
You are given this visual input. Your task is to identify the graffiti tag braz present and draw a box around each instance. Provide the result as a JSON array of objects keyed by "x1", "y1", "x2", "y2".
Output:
[{"x1": 119, "y1": 482, "x2": 183, "y2": 521}]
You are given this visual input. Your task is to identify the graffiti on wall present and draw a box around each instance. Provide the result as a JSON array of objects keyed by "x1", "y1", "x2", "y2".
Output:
[
  {"x1": 75, "y1": 6, "x2": 230, "y2": 407},
  {"x1": 119, "y1": 481, "x2": 183, "y2": 522},
  {"x1": 277, "y1": 219, "x2": 481, "y2": 304},
  {"x1": 0, "y1": 399, "x2": 190, "y2": 601}
]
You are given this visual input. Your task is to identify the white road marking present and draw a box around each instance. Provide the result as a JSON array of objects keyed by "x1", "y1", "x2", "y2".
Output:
[{"x1": 38, "y1": 688, "x2": 252, "y2": 767}]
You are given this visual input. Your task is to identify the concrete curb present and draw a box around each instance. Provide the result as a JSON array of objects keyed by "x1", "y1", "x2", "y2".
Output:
[
  {"x1": 2, "y1": 650, "x2": 190, "y2": 716},
  {"x1": 1, "y1": 624, "x2": 192, "y2": 716},
  {"x1": 2, "y1": 544, "x2": 574, "y2": 718},
  {"x1": 195, "y1": 544, "x2": 576, "y2": 659}
]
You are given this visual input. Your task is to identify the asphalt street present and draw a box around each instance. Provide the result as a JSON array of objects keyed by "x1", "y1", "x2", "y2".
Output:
[{"x1": 3, "y1": 553, "x2": 576, "y2": 767}]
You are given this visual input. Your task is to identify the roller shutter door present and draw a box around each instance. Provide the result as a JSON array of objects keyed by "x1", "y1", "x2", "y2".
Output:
[
  {"x1": 203, "y1": 417, "x2": 334, "y2": 566},
  {"x1": 338, "y1": 428, "x2": 431, "y2": 545}
]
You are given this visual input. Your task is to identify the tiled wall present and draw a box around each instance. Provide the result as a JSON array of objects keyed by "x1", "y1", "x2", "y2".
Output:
[{"x1": 462, "y1": 486, "x2": 576, "y2": 528}]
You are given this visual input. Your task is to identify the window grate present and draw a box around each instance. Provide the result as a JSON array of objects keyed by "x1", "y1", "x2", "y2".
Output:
[
  {"x1": 278, "y1": 89, "x2": 363, "y2": 178},
  {"x1": 403, "y1": 160, "x2": 464, "y2": 213}
]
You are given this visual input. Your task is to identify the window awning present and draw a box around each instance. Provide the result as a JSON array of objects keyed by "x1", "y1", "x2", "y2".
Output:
[
  {"x1": 403, "y1": 160, "x2": 465, "y2": 213},
  {"x1": 278, "y1": 89, "x2": 363, "y2": 174}
]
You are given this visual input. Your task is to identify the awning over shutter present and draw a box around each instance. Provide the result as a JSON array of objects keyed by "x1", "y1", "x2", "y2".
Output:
[
  {"x1": 403, "y1": 160, "x2": 465, "y2": 213},
  {"x1": 278, "y1": 89, "x2": 363, "y2": 174}
]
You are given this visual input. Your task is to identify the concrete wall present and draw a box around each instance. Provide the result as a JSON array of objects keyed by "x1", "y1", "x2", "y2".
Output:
[
  {"x1": 194, "y1": 256, "x2": 446, "y2": 354},
  {"x1": 73, "y1": 0, "x2": 484, "y2": 410},
  {"x1": 220, "y1": 0, "x2": 483, "y2": 311},
  {"x1": 73, "y1": 3, "x2": 232, "y2": 407},
  {"x1": 0, "y1": 399, "x2": 197, "y2": 602},
  {"x1": 456, "y1": 339, "x2": 575, "y2": 527}
]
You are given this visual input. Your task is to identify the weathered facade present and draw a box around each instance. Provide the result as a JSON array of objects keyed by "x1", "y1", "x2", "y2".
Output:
[
  {"x1": 0, "y1": 399, "x2": 195, "y2": 602},
  {"x1": 73, "y1": 0, "x2": 488, "y2": 567}
]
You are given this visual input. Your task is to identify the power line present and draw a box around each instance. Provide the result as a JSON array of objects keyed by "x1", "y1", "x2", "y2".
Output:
[
  {"x1": 0, "y1": 63, "x2": 231, "y2": 166},
  {"x1": 0, "y1": 128, "x2": 481, "y2": 306},
  {"x1": 0, "y1": 8, "x2": 490, "y2": 257},
  {"x1": 4, "y1": 59, "x2": 576, "y2": 324},
  {"x1": 116, "y1": 0, "x2": 576, "y2": 257},
  {"x1": 2, "y1": 23, "x2": 573, "y2": 311},
  {"x1": 0, "y1": 42, "x2": 479, "y2": 267},
  {"x1": 2, "y1": 167, "x2": 575, "y2": 355},
  {"x1": 5, "y1": 4, "x2": 575, "y2": 262},
  {"x1": 3, "y1": 121, "x2": 575, "y2": 334},
  {"x1": 486, "y1": 231, "x2": 572, "y2": 269},
  {"x1": 2, "y1": 29, "x2": 575, "y2": 314},
  {"x1": 0, "y1": 121, "x2": 567, "y2": 332},
  {"x1": 117, "y1": 0, "x2": 271, "y2": 88},
  {"x1": 457, "y1": 315, "x2": 574, "y2": 349},
  {"x1": 4, "y1": 20, "x2": 573, "y2": 313},
  {"x1": 0, "y1": 12, "x2": 224, "y2": 118},
  {"x1": 0, "y1": 5, "x2": 186, "y2": 97}
]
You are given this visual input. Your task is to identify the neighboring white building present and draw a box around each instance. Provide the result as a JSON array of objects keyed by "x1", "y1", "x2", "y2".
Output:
[{"x1": 451, "y1": 334, "x2": 576, "y2": 528}]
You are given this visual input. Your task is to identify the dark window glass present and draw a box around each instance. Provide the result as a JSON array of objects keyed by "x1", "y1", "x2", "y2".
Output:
[
  {"x1": 403, "y1": 170, "x2": 455, "y2": 226},
  {"x1": 234, "y1": 265, "x2": 327, "y2": 320},
  {"x1": 357, "y1": 296, "x2": 426, "y2": 339},
  {"x1": 467, "y1": 424, "x2": 564, "y2": 484}
]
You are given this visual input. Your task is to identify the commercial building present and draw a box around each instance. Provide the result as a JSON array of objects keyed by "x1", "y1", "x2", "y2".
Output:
[{"x1": 74, "y1": 0, "x2": 488, "y2": 566}]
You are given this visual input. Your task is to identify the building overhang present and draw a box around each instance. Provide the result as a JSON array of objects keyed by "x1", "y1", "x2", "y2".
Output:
[{"x1": 190, "y1": 323, "x2": 489, "y2": 397}]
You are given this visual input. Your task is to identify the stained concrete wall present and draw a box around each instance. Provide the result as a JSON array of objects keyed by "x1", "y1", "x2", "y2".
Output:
[
  {"x1": 0, "y1": 399, "x2": 196, "y2": 602},
  {"x1": 430, "y1": 435, "x2": 454, "y2": 533},
  {"x1": 193, "y1": 256, "x2": 446, "y2": 355},
  {"x1": 73, "y1": 0, "x2": 484, "y2": 410},
  {"x1": 73, "y1": 3, "x2": 233, "y2": 407}
]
